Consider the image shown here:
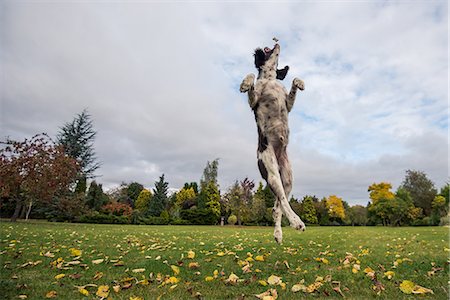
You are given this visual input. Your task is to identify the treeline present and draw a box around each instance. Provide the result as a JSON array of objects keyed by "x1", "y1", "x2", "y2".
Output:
[{"x1": 1, "y1": 110, "x2": 448, "y2": 226}]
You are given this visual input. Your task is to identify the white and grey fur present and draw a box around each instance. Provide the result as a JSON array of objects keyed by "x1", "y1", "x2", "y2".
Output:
[{"x1": 240, "y1": 43, "x2": 305, "y2": 244}]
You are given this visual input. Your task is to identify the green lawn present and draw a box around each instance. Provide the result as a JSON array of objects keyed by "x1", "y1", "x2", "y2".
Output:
[{"x1": 0, "y1": 221, "x2": 448, "y2": 299}]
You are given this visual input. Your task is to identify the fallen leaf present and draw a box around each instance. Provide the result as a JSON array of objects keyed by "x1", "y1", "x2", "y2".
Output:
[
  {"x1": 113, "y1": 285, "x2": 120, "y2": 293},
  {"x1": 54, "y1": 274, "x2": 65, "y2": 280},
  {"x1": 399, "y1": 280, "x2": 415, "y2": 294},
  {"x1": 383, "y1": 271, "x2": 394, "y2": 280},
  {"x1": 255, "y1": 255, "x2": 264, "y2": 262},
  {"x1": 93, "y1": 271, "x2": 103, "y2": 280},
  {"x1": 96, "y1": 285, "x2": 109, "y2": 298},
  {"x1": 205, "y1": 276, "x2": 214, "y2": 282},
  {"x1": 188, "y1": 262, "x2": 200, "y2": 269},
  {"x1": 45, "y1": 291, "x2": 57, "y2": 298},
  {"x1": 267, "y1": 275, "x2": 282, "y2": 286},
  {"x1": 187, "y1": 250, "x2": 195, "y2": 259},
  {"x1": 226, "y1": 273, "x2": 239, "y2": 284},
  {"x1": 171, "y1": 265, "x2": 180, "y2": 275},
  {"x1": 78, "y1": 288, "x2": 89, "y2": 296},
  {"x1": 69, "y1": 248, "x2": 82, "y2": 257},
  {"x1": 18, "y1": 295, "x2": 27, "y2": 299},
  {"x1": 129, "y1": 297, "x2": 143, "y2": 300},
  {"x1": 291, "y1": 280, "x2": 306, "y2": 293},
  {"x1": 132, "y1": 268, "x2": 145, "y2": 273},
  {"x1": 92, "y1": 259, "x2": 104, "y2": 265}
]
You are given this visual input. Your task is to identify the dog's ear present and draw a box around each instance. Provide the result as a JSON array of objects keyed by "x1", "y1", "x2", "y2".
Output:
[
  {"x1": 276, "y1": 66, "x2": 289, "y2": 80},
  {"x1": 254, "y1": 48, "x2": 266, "y2": 69}
]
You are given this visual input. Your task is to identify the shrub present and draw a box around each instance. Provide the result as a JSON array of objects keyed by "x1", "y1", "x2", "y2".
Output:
[
  {"x1": 180, "y1": 208, "x2": 217, "y2": 225},
  {"x1": 227, "y1": 214, "x2": 237, "y2": 225},
  {"x1": 77, "y1": 211, "x2": 130, "y2": 224},
  {"x1": 439, "y1": 216, "x2": 449, "y2": 226},
  {"x1": 101, "y1": 202, "x2": 132, "y2": 217}
]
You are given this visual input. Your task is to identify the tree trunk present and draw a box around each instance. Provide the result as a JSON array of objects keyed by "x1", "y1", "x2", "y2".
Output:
[
  {"x1": 11, "y1": 200, "x2": 22, "y2": 222},
  {"x1": 25, "y1": 201, "x2": 33, "y2": 220}
]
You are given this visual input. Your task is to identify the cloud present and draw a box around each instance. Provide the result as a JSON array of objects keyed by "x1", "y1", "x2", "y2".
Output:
[{"x1": 1, "y1": 2, "x2": 447, "y2": 205}]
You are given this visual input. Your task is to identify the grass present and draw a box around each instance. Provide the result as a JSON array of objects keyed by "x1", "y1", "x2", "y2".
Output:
[{"x1": 0, "y1": 221, "x2": 448, "y2": 299}]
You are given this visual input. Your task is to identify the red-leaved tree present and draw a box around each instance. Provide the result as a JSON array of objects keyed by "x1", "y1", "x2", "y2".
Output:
[{"x1": 0, "y1": 134, "x2": 79, "y2": 221}]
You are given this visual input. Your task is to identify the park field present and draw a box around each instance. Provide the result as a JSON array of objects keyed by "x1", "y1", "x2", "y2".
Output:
[{"x1": 0, "y1": 222, "x2": 448, "y2": 299}]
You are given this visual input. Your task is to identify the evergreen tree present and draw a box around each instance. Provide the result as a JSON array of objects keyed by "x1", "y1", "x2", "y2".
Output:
[
  {"x1": 149, "y1": 175, "x2": 169, "y2": 217},
  {"x1": 135, "y1": 189, "x2": 152, "y2": 213},
  {"x1": 198, "y1": 159, "x2": 220, "y2": 209},
  {"x1": 57, "y1": 109, "x2": 100, "y2": 178},
  {"x1": 85, "y1": 181, "x2": 108, "y2": 210},
  {"x1": 301, "y1": 196, "x2": 318, "y2": 224}
]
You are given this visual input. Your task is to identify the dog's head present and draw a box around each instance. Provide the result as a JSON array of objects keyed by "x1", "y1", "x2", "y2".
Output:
[{"x1": 254, "y1": 44, "x2": 289, "y2": 80}]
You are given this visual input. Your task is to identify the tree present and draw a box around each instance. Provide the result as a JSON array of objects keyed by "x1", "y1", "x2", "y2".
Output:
[
  {"x1": 198, "y1": 159, "x2": 220, "y2": 208},
  {"x1": 203, "y1": 181, "x2": 221, "y2": 222},
  {"x1": 325, "y1": 195, "x2": 346, "y2": 222},
  {"x1": 85, "y1": 181, "x2": 109, "y2": 210},
  {"x1": 0, "y1": 134, "x2": 79, "y2": 221},
  {"x1": 368, "y1": 182, "x2": 395, "y2": 204},
  {"x1": 135, "y1": 189, "x2": 152, "y2": 213},
  {"x1": 250, "y1": 183, "x2": 269, "y2": 224},
  {"x1": 149, "y1": 175, "x2": 169, "y2": 217},
  {"x1": 400, "y1": 170, "x2": 437, "y2": 216},
  {"x1": 57, "y1": 109, "x2": 99, "y2": 178},
  {"x1": 200, "y1": 159, "x2": 219, "y2": 189},
  {"x1": 176, "y1": 187, "x2": 197, "y2": 210},
  {"x1": 223, "y1": 181, "x2": 245, "y2": 225},
  {"x1": 126, "y1": 182, "x2": 144, "y2": 208},
  {"x1": 347, "y1": 205, "x2": 367, "y2": 226},
  {"x1": 300, "y1": 196, "x2": 318, "y2": 224}
]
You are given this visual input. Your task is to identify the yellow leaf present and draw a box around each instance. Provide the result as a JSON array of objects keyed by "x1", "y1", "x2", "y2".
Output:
[
  {"x1": 412, "y1": 285, "x2": 434, "y2": 295},
  {"x1": 132, "y1": 268, "x2": 146, "y2": 273},
  {"x1": 216, "y1": 251, "x2": 225, "y2": 257},
  {"x1": 69, "y1": 248, "x2": 82, "y2": 257},
  {"x1": 92, "y1": 259, "x2": 104, "y2": 265},
  {"x1": 93, "y1": 271, "x2": 103, "y2": 280},
  {"x1": 226, "y1": 273, "x2": 239, "y2": 284},
  {"x1": 167, "y1": 276, "x2": 179, "y2": 284},
  {"x1": 399, "y1": 280, "x2": 415, "y2": 294},
  {"x1": 130, "y1": 297, "x2": 143, "y2": 300},
  {"x1": 187, "y1": 250, "x2": 195, "y2": 259},
  {"x1": 291, "y1": 280, "x2": 306, "y2": 293},
  {"x1": 54, "y1": 274, "x2": 65, "y2": 280},
  {"x1": 171, "y1": 265, "x2": 180, "y2": 275},
  {"x1": 267, "y1": 275, "x2": 282, "y2": 285},
  {"x1": 384, "y1": 271, "x2": 395, "y2": 280},
  {"x1": 205, "y1": 276, "x2": 214, "y2": 282},
  {"x1": 255, "y1": 255, "x2": 265, "y2": 262},
  {"x1": 188, "y1": 262, "x2": 200, "y2": 269},
  {"x1": 45, "y1": 291, "x2": 57, "y2": 298},
  {"x1": 78, "y1": 288, "x2": 89, "y2": 296},
  {"x1": 112, "y1": 285, "x2": 120, "y2": 293},
  {"x1": 18, "y1": 295, "x2": 27, "y2": 299},
  {"x1": 213, "y1": 270, "x2": 219, "y2": 278},
  {"x1": 259, "y1": 280, "x2": 268, "y2": 286},
  {"x1": 96, "y1": 285, "x2": 109, "y2": 298}
]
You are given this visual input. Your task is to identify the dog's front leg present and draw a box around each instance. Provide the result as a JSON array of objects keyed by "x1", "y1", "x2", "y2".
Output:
[
  {"x1": 286, "y1": 78, "x2": 305, "y2": 112},
  {"x1": 240, "y1": 74, "x2": 258, "y2": 108}
]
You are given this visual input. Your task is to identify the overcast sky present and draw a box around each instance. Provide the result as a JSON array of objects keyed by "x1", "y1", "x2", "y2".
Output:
[{"x1": 1, "y1": 1, "x2": 448, "y2": 205}]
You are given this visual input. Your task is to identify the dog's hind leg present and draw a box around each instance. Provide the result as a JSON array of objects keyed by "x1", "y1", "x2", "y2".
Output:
[
  {"x1": 273, "y1": 199, "x2": 283, "y2": 244},
  {"x1": 278, "y1": 151, "x2": 305, "y2": 231}
]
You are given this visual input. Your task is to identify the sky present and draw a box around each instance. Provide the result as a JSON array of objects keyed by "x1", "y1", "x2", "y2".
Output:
[{"x1": 1, "y1": 1, "x2": 448, "y2": 205}]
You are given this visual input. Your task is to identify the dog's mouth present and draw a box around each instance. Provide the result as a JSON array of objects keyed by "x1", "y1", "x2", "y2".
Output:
[{"x1": 263, "y1": 46, "x2": 274, "y2": 59}]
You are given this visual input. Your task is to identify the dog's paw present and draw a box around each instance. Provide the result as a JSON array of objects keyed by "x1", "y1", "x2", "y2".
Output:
[
  {"x1": 274, "y1": 227, "x2": 283, "y2": 244},
  {"x1": 293, "y1": 78, "x2": 305, "y2": 91},
  {"x1": 290, "y1": 216, "x2": 306, "y2": 232},
  {"x1": 240, "y1": 75, "x2": 255, "y2": 93}
]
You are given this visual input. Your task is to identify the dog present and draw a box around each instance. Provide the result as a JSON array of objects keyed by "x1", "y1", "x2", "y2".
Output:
[{"x1": 240, "y1": 43, "x2": 305, "y2": 244}]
